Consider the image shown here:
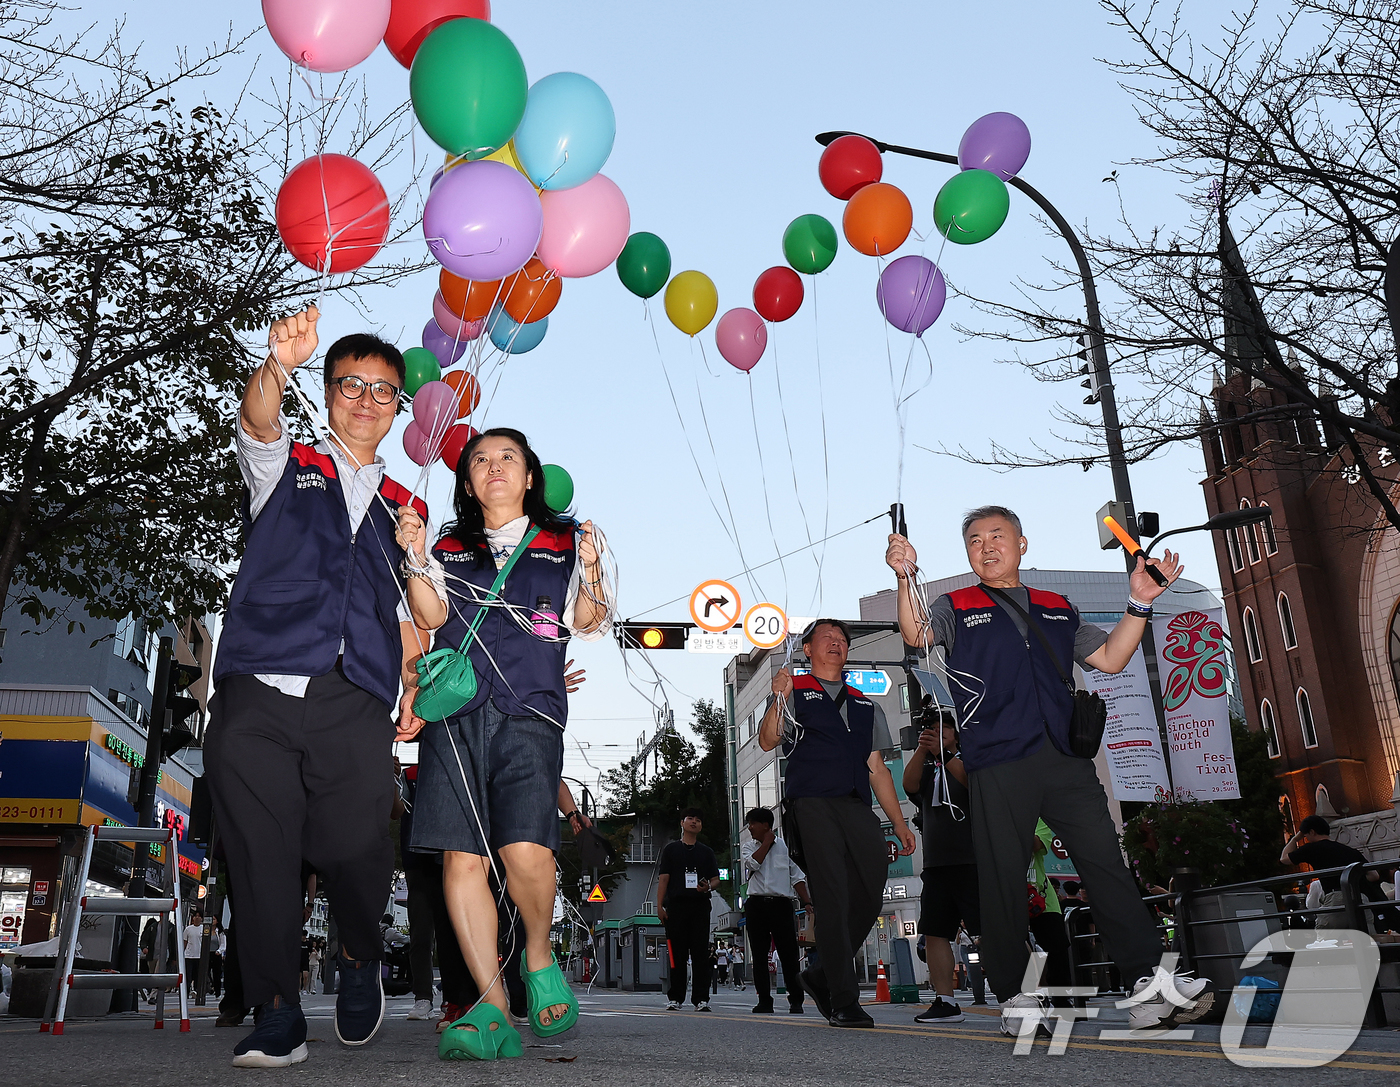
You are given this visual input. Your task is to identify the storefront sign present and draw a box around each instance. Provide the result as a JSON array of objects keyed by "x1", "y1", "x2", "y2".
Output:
[
  {"x1": 0, "y1": 799, "x2": 82, "y2": 823},
  {"x1": 0, "y1": 890, "x2": 24, "y2": 950}
]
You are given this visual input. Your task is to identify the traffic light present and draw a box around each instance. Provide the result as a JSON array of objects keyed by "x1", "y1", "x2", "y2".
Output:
[
  {"x1": 162, "y1": 660, "x2": 202, "y2": 759},
  {"x1": 617, "y1": 623, "x2": 688, "y2": 650}
]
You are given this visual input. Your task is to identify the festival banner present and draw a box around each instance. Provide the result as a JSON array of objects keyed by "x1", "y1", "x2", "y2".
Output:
[
  {"x1": 1155, "y1": 608, "x2": 1240, "y2": 799},
  {"x1": 1082, "y1": 643, "x2": 1171, "y2": 800}
]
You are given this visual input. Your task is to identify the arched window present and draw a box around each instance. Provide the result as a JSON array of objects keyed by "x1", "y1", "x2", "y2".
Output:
[
  {"x1": 1243, "y1": 606, "x2": 1263, "y2": 663},
  {"x1": 1241, "y1": 498, "x2": 1262, "y2": 564},
  {"x1": 1297, "y1": 687, "x2": 1319, "y2": 748},
  {"x1": 1226, "y1": 521, "x2": 1244, "y2": 572},
  {"x1": 1389, "y1": 603, "x2": 1400, "y2": 712},
  {"x1": 1259, "y1": 500, "x2": 1279, "y2": 555},
  {"x1": 1260, "y1": 699, "x2": 1280, "y2": 758},
  {"x1": 1277, "y1": 592, "x2": 1298, "y2": 650}
]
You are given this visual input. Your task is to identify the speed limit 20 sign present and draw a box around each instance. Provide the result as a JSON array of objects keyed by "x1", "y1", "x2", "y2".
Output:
[{"x1": 744, "y1": 603, "x2": 788, "y2": 649}]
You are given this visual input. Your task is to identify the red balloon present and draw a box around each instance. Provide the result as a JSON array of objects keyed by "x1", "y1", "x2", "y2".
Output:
[
  {"x1": 276, "y1": 154, "x2": 389, "y2": 273},
  {"x1": 439, "y1": 423, "x2": 479, "y2": 471},
  {"x1": 819, "y1": 134, "x2": 883, "y2": 201},
  {"x1": 384, "y1": 0, "x2": 491, "y2": 67},
  {"x1": 752, "y1": 266, "x2": 804, "y2": 322}
]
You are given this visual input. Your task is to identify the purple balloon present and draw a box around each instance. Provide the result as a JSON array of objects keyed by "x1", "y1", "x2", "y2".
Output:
[
  {"x1": 422, "y1": 159, "x2": 543, "y2": 281},
  {"x1": 411, "y1": 379, "x2": 458, "y2": 436},
  {"x1": 422, "y1": 318, "x2": 467, "y2": 366},
  {"x1": 957, "y1": 112, "x2": 1031, "y2": 181},
  {"x1": 876, "y1": 255, "x2": 947, "y2": 337}
]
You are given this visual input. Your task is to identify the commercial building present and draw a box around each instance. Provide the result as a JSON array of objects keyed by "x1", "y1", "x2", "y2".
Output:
[{"x1": 0, "y1": 592, "x2": 212, "y2": 958}]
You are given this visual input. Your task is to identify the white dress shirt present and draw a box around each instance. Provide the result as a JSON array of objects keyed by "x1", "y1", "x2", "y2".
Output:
[
  {"x1": 741, "y1": 834, "x2": 806, "y2": 898},
  {"x1": 236, "y1": 415, "x2": 419, "y2": 697}
]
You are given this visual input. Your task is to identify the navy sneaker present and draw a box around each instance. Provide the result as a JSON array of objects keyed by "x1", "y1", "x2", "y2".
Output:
[
  {"x1": 232, "y1": 997, "x2": 308, "y2": 1068},
  {"x1": 335, "y1": 953, "x2": 385, "y2": 1046}
]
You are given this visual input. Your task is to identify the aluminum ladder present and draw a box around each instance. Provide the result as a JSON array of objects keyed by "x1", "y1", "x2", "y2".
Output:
[{"x1": 41, "y1": 823, "x2": 190, "y2": 1034}]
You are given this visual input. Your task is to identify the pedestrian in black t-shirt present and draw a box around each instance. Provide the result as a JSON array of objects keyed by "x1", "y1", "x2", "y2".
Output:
[
  {"x1": 656, "y1": 808, "x2": 721, "y2": 1011},
  {"x1": 1282, "y1": 815, "x2": 1382, "y2": 929},
  {"x1": 903, "y1": 707, "x2": 982, "y2": 1023}
]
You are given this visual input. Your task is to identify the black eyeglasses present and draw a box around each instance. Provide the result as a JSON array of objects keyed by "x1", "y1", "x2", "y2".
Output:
[{"x1": 329, "y1": 375, "x2": 400, "y2": 405}]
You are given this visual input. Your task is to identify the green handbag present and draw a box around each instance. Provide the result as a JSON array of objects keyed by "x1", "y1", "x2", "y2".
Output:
[{"x1": 412, "y1": 525, "x2": 540, "y2": 723}]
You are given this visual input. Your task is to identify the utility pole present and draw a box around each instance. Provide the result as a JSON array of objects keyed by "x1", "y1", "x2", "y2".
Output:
[{"x1": 819, "y1": 132, "x2": 1175, "y2": 783}]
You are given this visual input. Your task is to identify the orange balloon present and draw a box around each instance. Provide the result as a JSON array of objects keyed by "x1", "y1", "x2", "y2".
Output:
[
  {"x1": 842, "y1": 182, "x2": 913, "y2": 256},
  {"x1": 502, "y1": 257, "x2": 561, "y2": 324},
  {"x1": 442, "y1": 369, "x2": 481, "y2": 418},
  {"x1": 439, "y1": 268, "x2": 501, "y2": 322}
]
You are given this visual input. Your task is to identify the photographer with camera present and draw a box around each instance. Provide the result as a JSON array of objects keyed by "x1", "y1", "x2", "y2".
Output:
[{"x1": 902, "y1": 705, "x2": 979, "y2": 1024}]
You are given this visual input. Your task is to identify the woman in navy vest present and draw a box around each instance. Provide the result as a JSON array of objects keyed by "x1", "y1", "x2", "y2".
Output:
[{"x1": 395, "y1": 428, "x2": 611, "y2": 1059}]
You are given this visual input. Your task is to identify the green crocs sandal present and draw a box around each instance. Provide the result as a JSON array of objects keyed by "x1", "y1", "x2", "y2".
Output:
[
  {"x1": 438, "y1": 1003, "x2": 523, "y2": 1061},
  {"x1": 522, "y1": 952, "x2": 579, "y2": 1037}
]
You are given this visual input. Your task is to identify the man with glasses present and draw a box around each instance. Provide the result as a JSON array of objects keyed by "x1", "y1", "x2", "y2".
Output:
[{"x1": 207, "y1": 306, "x2": 429, "y2": 1068}]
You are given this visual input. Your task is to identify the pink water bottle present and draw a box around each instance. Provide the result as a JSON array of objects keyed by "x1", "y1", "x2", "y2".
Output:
[{"x1": 532, "y1": 595, "x2": 559, "y2": 640}]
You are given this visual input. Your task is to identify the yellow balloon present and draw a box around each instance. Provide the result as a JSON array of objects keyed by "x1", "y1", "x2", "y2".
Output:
[
  {"x1": 448, "y1": 140, "x2": 527, "y2": 175},
  {"x1": 664, "y1": 270, "x2": 718, "y2": 337}
]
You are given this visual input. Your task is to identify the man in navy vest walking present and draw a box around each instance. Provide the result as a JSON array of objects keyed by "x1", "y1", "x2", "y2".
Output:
[
  {"x1": 206, "y1": 306, "x2": 428, "y2": 1068},
  {"x1": 758, "y1": 619, "x2": 916, "y2": 1028},
  {"x1": 886, "y1": 506, "x2": 1214, "y2": 1036}
]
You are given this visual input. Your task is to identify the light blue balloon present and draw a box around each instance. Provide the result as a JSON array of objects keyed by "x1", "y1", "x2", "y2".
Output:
[
  {"x1": 512, "y1": 71, "x2": 616, "y2": 192},
  {"x1": 486, "y1": 303, "x2": 549, "y2": 354}
]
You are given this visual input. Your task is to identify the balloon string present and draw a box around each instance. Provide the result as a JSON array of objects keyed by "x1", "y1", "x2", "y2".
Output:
[
  {"x1": 645, "y1": 302, "x2": 746, "y2": 568},
  {"x1": 808, "y1": 273, "x2": 831, "y2": 615},
  {"x1": 768, "y1": 327, "x2": 822, "y2": 602},
  {"x1": 688, "y1": 340, "x2": 766, "y2": 603},
  {"x1": 746, "y1": 372, "x2": 789, "y2": 610}
]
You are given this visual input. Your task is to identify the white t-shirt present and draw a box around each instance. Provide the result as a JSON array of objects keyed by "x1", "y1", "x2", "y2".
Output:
[{"x1": 183, "y1": 923, "x2": 202, "y2": 957}]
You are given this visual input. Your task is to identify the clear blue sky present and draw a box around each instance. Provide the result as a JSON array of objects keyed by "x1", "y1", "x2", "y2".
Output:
[{"x1": 106, "y1": 1, "x2": 1235, "y2": 793}]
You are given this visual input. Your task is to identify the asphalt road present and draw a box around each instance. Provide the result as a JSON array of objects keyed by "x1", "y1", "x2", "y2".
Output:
[{"x1": 3, "y1": 984, "x2": 1399, "y2": 1085}]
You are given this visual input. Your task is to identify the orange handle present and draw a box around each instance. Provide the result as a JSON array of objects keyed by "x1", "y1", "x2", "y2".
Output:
[{"x1": 1103, "y1": 515, "x2": 1142, "y2": 555}]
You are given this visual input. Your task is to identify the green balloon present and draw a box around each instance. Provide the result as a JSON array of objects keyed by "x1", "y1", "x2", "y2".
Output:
[
  {"x1": 933, "y1": 169, "x2": 1011, "y2": 245},
  {"x1": 409, "y1": 20, "x2": 528, "y2": 158},
  {"x1": 403, "y1": 347, "x2": 441, "y2": 396},
  {"x1": 542, "y1": 463, "x2": 574, "y2": 512},
  {"x1": 616, "y1": 232, "x2": 671, "y2": 299},
  {"x1": 782, "y1": 214, "x2": 838, "y2": 275}
]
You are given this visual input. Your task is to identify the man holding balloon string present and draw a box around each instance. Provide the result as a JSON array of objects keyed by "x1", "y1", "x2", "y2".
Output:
[
  {"x1": 207, "y1": 305, "x2": 435, "y2": 1069},
  {"x1": 393, "y1": 427, "x2": 612, "y2": 1061}
]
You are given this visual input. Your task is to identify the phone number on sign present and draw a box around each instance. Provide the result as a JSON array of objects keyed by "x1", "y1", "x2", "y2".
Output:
[{"x1": 0, "y1": 802, "x2": 74, "y2": 821}]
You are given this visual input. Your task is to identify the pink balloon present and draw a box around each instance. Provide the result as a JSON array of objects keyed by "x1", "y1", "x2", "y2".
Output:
[
  {"x1": 537, "y1": 173, "x2": 630, "y2": 278},
  {"x1": 262, "y1": 0, "x2": 390, "y2": 73},
  {"x1": 403, "y1": 420, "x2": 435, "y2": 465},
  {"x1": 432, "y1": 293, "x2": 485, "y2": 342},
  {"x1": 715, "y1": 308, "x2": 768, "y2": 372},
  {"x1": 411, "y1": 379, "x2": 458, "y2": 439}
]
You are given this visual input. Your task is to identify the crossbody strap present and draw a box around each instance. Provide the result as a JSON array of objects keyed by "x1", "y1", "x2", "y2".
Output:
[
  {"x1": 465, "y1": 524, "x2": 541, "y2": 643},
  {"x1": 982, "y1": 585, "x2": 1076, "y2": 695}
]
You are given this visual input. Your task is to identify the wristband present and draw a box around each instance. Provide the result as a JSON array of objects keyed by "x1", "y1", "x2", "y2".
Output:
[
  {"x1": 1126, "y1": 596, "x2": 1153, "y2": 618},
  {"x1": 564, "y1": 810, "x2": 580, "y2": 822}
]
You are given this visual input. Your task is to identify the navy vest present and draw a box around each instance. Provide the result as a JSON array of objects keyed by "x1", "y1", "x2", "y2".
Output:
[
  {"x1": 944, "y1": 585, "x2": 1079, "y2": 773},
  {"x1": 213, "y1": 442, "x2": 427, "y2": 709},
  {"x1": 781, "y1": 673, "x2": 876, "y2": 802},
  {"x1": 431, "y1": 527, "x2": 576, "y2": 724}
]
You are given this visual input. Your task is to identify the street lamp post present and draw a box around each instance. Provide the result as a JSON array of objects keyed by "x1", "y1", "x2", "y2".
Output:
[{"x1": 816, "y1": 131, "x2": 1178, "y2": 780}]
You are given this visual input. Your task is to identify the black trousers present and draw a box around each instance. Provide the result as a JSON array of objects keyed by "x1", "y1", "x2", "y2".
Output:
[
  {"x1": 205, "y1": 671, "x2": 395, "y2": 1007},
  {"x1": 793, "y1": 796, "x2": 886, "y2": 1011},
  {"x1": 664, "y1": 897, "x2": 712, "y2": 1005},
  {"x1": 1030, "y1": 910, "x2": 1071, "y2": 990},
  {"x1": 744, "y1": 896, "x2": 804, "y2": 1007},
  {"x1": 405, "y1": 861, "x2": 437, "y2": 1002},
  {"x1": 970, "y1": 738, "x2": 1164, "y2": 1001}
]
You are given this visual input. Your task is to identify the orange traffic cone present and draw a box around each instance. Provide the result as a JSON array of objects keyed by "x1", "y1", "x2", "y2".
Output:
[{"x1": 875, "y1": 959, "x2": 891, "y2": 1003}]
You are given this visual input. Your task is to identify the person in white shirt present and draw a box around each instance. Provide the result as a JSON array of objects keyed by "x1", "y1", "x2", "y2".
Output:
[
  {"x1": 184, "y1": 909, "x2": 204, "y2": 961},
  {"x1": 730, "y1": 943, "x2": 746, "y2": 990},
  {"x1": 741, "y1": 807, "x2": 813, "y2": 1014}
]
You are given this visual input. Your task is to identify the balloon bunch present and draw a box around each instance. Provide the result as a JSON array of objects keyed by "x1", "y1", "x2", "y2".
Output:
[
  {"x1": 263, "y1": 1, "x2": 631, "y2": 474},
  {"x1": 818, "y1": 114, "x2": 1030, "y2": 338}
]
